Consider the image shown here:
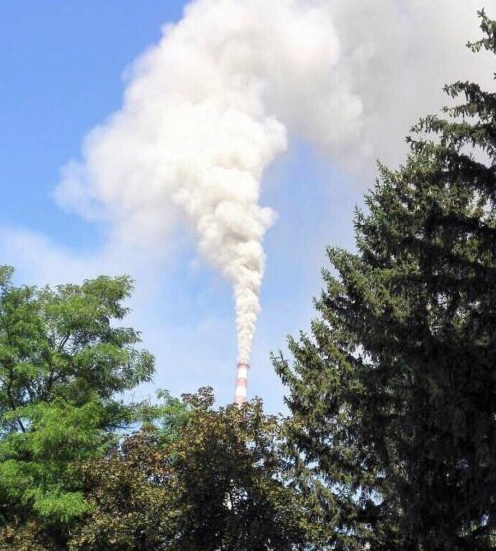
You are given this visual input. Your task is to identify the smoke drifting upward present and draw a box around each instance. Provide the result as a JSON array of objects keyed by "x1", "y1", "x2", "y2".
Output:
[
  {"x1": 54, "y1": 0, "x2": 492, "y2": 371},
  {"x1": 56, "y1": 0, "x2": 356, "y2": 365}
]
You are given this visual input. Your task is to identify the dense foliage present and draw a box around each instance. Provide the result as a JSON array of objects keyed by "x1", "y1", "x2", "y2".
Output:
[
  {"x1": 274, "y1": 12, "x2": 496, "y2": 550},
  {"x1": 0, "y1": 268, "x2": 154, "y2": 548},
  {"x1": 67, "y1": 389, "x2": 316, "y2": 551},
  {"x1": 0, "y1": 269, "x2": 318, "y2": 550}
]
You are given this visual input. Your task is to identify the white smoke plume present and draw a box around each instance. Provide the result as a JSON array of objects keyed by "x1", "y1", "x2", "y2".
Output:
[
  {"x1": 55, "y1": 0, "x2": 353, "y2": 364},
  {"x1": 54, "y1": 0, "x2": 494, "y2": 364}
]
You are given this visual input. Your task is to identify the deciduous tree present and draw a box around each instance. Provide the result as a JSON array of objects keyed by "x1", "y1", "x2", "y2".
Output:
[
  {"x1": 0, "y1": 267, "x2": 154, "y2": 548},
  {"x1": 69, "y1": 389, "x2": 320, "y2": 551}
]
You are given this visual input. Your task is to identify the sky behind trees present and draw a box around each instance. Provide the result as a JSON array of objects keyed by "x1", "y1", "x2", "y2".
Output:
[{"x1": 0, "y1": 0, "x2": 493, "y2": 410}]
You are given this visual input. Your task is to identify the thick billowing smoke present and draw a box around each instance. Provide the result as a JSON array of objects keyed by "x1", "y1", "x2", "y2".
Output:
[
  {"x1": 55, "y1": 0, "x2": 356, "y2": 363},
  {"x1": 54, "y1": 0, "x2": 493, "y2": 364}
]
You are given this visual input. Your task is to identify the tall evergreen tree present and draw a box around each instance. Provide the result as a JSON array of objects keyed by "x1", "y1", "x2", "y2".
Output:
[{"x1": 274, "y1": 12, "x2": 496, "y2": 550}]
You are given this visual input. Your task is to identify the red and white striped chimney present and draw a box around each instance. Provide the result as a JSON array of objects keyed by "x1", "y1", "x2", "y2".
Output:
[{"x1": 234, "y1": 361, "x2": 249, "y2": 405}]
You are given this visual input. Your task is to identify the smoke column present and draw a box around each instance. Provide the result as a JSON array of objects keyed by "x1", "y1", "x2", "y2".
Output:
[
  {"x1": 50, "y1": 0, "x2": 494, "y2": 402},
  {"x1": 56, "y1": 0, "x2": 361, "y2": 401}
]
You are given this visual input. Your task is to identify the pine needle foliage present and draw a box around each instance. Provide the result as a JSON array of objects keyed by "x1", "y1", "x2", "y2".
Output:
[{"x1": 274, "y1": 11, "x2": 496, "y2": 551}]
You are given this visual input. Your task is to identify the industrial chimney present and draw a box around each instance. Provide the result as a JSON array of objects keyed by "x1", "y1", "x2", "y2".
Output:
[{"x1": 234, "y1": 361, "x2": 249, "y2": 405}]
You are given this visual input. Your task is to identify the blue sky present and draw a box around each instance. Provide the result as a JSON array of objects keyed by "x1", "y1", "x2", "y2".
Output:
[
  {"x1": 0, "y1": 0, "x2": 183, "y2": 248},
  {"x1": 0, "y1": 0, "x2": 492, "y2": 411}
]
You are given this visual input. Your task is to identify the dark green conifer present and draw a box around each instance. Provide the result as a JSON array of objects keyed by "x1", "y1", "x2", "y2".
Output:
[{"x1": 274, "y1": 12, "x2": 496, "y2": 550}]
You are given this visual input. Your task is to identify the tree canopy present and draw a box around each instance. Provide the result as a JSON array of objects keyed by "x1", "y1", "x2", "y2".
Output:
[
  {"x1": 68, "y1": 388, "x2": 318, "y2": 551},
  {"x1": 0, "y1": 268, "x2": 154, "y2": 548},
  {"x1": 275, "y1": 11, "x2": 496, "y2": 550},
  {"x1": 0, "y1": 269, "x2": 318, "y2": 550}
]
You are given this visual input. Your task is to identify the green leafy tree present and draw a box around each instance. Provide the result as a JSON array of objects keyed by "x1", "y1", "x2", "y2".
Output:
[
  {"x1": 69, "y1": 388, "x2": 321, "y2": 551},
  {"x1": 0, "y1": 267, "x2": 154, "y2": 549},
  {"x1": 274, "y1": 12, "x2": 496, "y2": 551}
]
